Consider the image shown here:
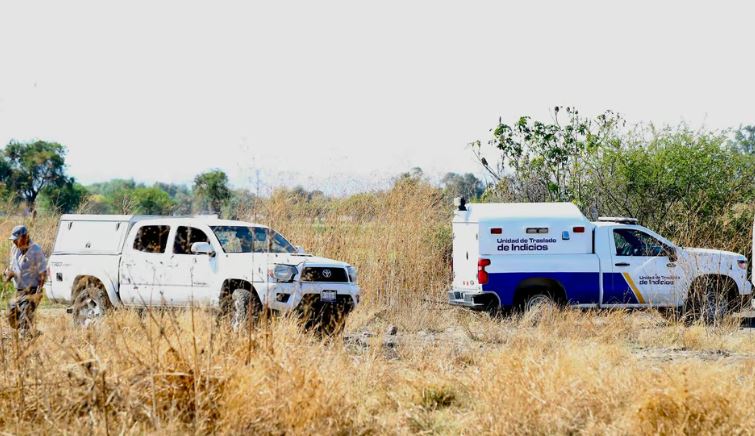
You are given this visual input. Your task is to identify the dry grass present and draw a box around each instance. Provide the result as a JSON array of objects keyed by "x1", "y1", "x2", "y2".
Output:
[
  {"x1": 0, "y1": 307, "x2": 752, "y2": 435},
  {"x1": 0, "y1": 183, "x2": 752, "y2": 434}
]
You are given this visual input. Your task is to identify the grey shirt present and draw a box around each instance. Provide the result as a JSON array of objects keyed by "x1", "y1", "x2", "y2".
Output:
[{"x1": 9, "y1": 242, "x2": 47, "y2": 289}]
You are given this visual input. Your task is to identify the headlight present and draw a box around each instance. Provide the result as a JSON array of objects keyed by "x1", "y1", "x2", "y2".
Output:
[
  {"x1": 268, "y1": 264, "x2": 297, "y2": 283},
  {"x1": 346, "y1": 265, "x2": 357, "y2": 283}
]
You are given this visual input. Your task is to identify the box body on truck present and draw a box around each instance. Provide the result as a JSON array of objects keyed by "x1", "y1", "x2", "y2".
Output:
[{"x1": 449, "y1": 202, "x2": 752, "y2": 315}]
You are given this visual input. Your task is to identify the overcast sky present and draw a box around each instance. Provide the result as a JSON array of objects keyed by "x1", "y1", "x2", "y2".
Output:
[{"x1": 1, "y1": 1, "x2": 753, "y2": 195}]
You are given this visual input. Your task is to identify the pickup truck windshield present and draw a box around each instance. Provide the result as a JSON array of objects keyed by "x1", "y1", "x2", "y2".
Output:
[{"x1": 210, "y1": 226, "x2": 296, "y2": 254}]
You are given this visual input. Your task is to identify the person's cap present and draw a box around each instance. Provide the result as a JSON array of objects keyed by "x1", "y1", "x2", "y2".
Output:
[{"x1": 9, "y1": 225, "x2": 28, "y2": 241}]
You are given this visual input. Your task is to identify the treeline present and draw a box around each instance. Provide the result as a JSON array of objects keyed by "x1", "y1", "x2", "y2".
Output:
[
  {"x1": 0, "y1": 139, "x2": 485, "y2": 218},
  {"x1": 3, "y1": 111, "x2": 753, "y2": 253},
  {"x1": 0, "y1": 140, "x2": 251, "y2": 217},
  {"x1": 472, "y1": 108, "x2": 755, "y2": 253}
]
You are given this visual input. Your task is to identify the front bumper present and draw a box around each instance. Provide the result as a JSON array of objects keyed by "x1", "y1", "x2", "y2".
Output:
[
  {"x1": 742, "y1": 279, "x2": 753, "y2": 295},
  {"x1": 264, "y1": 281, "x2": 360, "y2": 313}
]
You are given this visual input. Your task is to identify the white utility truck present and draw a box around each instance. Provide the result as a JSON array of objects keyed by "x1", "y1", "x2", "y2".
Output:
[
  {"x1": 46, "y1": 215, "x2": 360, "y2": 329},
  {"x1": 448, "y1": 201, "x2": 752, "y2": 321}
]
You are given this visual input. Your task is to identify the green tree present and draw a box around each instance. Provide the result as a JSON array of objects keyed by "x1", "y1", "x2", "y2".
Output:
[
  {"x1": 473, "y1": 107, "x2": 622, "y2": 205},
  {"x1": 731, "y1": 125, "x2": 755, "y2": 154},
  {"x1": 155, "y1": 182, "x2": 192, "y2": 214},
  {"x1": 593, "y1": 125, "x2": 755, "y2": 235},
  {"x1": 132, "y1": 187, "x2": 175, "y2": 215},
  {"x1": 3, "y1": 140, "x2": 68, "y2": 210},
  {"x1": 88, "y1": 179, "x2": 138, "y2": 198},
  {"x1": 193, "y1": 170, "x2": 231, "y2": 214},
  {"x1": 393, "y1": 167, "x2": 425, "y2": 190},
  {"x1": 38, "y1": 179, "x2": 89, "y2": 213},
  {"x1": 441, "y1": 172, "x2": 484, "y2": 200},
  {"x1": 223, "y1": 189, "x2": 257, "y2": 219}
]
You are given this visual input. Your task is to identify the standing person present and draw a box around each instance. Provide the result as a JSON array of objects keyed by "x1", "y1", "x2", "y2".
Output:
[{"x1": 4, "y1": 225, "x2": 47, "y2": 336}]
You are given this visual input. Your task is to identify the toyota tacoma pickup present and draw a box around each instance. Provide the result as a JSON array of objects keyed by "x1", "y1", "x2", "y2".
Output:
[
  {"x1": 448, "y1": 200, "x2": 752, "y2": 322},
  {"x1": 46, "y1": 214, "x2": 360, "y2": 330}
]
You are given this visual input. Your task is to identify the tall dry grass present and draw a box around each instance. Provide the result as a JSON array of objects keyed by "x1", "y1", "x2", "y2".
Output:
[
  {"x1": 0, "y1": 183, "x2": 752, "y2": 434},
  {"x1": 0, "y1": 306, "x2": 753, "y2": 434}
]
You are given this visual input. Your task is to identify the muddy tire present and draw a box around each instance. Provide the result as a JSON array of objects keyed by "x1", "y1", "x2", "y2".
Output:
[
  {"x1": 72, "y1": 286, "x2": 112, "y2": 327},
  {"x1": 318, "y1": 304, "x2": 346, "y2": 336},
  {"x1": 231, "y1": 289, "x2": 262, "y2": 331},
  {"x1": 684, "y1": 277, "x2": 737, "y2": 325}
]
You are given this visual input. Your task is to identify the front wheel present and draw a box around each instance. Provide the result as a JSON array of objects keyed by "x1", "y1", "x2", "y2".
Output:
[
  {"x1": 72, "y1": 286, "x2": 112, "y2": 327},
  {"x1": 230, "y1": 289, "x2": 263, "y2": 331},
  {"x1": 684, "y1": 278, "x2": 739, "y2": 325}
]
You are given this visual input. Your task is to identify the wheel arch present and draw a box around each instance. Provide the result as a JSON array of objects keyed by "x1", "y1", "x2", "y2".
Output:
[
  {"x1": 220, "y1": 278, "x2": 260, "y2": 303},
  {"x1": 687, "y1": 274, "x2": 739, "y2": 304},
  {"x1": 513, "y1": 277, "x2": 568, "y2": 306},
  {"x1": 71, "y1": 273, "x2": 119, "y2": 307}
]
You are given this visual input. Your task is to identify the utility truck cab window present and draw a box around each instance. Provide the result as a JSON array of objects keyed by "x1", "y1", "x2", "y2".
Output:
[
  {"x1": 133, "y1": 225, "x2": 170, "y2": 253},
  {"x1": 613, "y1": 229, "x2": 670, "y2": 257}
]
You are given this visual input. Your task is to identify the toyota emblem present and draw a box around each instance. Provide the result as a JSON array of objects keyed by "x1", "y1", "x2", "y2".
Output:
[{"x1": 322, "y1": 269, "x2": 332, "y2": 279}]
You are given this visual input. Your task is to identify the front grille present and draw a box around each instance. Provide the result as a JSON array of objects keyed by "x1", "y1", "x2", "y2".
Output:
[{"x1": 301, "y1": 267, "x2": 348, "y2": 282}]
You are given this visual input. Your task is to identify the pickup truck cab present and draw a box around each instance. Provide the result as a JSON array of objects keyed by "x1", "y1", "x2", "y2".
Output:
[
  {"x1": 47, "y1": 214, "x2": 360, "y2": 329},
  {"x1": 448, "y1": 201, "x2": 752, "y2": 321}
]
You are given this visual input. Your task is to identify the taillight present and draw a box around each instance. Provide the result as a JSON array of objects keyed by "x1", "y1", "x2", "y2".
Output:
[
  {"x1": 478, "y1": 258, "x2": 491, "y2": 285},
  {"x1": 490, "y1": 228, "x2": 502, "y2": 235}
]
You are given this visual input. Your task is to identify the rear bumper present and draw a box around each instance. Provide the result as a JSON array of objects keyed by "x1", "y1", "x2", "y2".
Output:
[{"x1": 448, "y1": 290, "x2": 498, "y2": 310}]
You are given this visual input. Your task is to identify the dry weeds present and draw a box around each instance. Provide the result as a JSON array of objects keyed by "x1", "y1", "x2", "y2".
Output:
[{"x1": 0, "y1": 185, "x2": 752, "y2": 434}]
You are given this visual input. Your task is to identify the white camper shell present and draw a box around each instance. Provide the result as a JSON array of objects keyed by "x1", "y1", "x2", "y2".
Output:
[{"x1": 449, "y1": 202, "x2": 752, "y2": 313}]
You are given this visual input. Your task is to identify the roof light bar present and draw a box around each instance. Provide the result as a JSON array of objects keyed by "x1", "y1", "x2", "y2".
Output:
[{"x1": 597, "y1": 217, "x2": 638, "y2": 225}]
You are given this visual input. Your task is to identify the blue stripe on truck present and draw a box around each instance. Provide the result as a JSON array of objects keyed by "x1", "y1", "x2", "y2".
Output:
[
  {"x1": 601, "y1": 273, "x2": 640, "y2": 305},
  {"x1": 482, "y1": 272, "x2": 639, "y2": 307}
]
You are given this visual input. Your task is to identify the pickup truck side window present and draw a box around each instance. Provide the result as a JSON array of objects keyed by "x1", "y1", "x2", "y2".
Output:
[
  {"x1": 210, "y1": 226, "x2": 296, "y2": 254},
  {"x1": 613, "y1": 229, "x2": 670, "y2": 257},
  {"x1": 173, "y1": 226, "x2": 209, "y2": 255},
  {"x1": 133, "y1": 225, "x2": 170, "y2": 254}
]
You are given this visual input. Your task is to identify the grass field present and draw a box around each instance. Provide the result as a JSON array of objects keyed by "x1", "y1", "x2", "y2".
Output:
[
  {"x1": 2, "y1": 305, "x2": 753, "y2": 434},
  {"x1": 0, "y1": 186, "x2": 753, "y2": 434}
]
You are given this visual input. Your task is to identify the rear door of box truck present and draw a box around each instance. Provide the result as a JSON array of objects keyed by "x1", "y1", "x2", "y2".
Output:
[{"x1": 452, "y1": 221, "x2": 480, "y2": 292}]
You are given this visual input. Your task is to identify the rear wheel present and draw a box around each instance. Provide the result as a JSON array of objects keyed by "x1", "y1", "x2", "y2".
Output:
[
  {"x1": 72, "y1": 286, "x2": 112, "y2": 327},
  {"x1": 524, "y1": 292, "x2": 556, "y2": 312}
]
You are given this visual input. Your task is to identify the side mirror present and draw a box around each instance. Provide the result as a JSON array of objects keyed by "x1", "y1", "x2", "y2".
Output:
[
  {"x1": 191, "y1": 242, "x2": 215, "y2": 257},
  {"x1": 295, "y1": 245, "x2": 306, "y2": 255}
]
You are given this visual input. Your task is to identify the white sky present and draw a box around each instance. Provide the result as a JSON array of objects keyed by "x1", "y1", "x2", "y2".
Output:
[{"x1": 1, "y1": 1, "x2": 753, "y2": 195}]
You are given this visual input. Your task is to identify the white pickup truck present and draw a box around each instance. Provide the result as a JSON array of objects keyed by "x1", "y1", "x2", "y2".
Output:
[
  {"x1": 46, "y1": 214, "x2": 360, "y2": 330},
  {"x1": 448, "y1": 201, "x2": 753, "y2": 322}
]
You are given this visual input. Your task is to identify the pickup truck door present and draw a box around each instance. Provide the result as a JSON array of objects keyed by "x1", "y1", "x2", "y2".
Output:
[
  {"x1": 605, "y1": 227, "x2": 683, "y2": 306},
  {"x1": 120, "y1": 224, "x2": 172, "y2": 306},
  {"x1": 165, "y1": 226, "x2": 216, "y2": 306}
]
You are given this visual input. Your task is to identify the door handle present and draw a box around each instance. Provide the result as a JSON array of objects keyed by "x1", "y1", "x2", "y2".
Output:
[
  {"x1": 615, "y1": 262, "x2": 630, "y2": 267},
  {"x1": 667, "y1": 263, "x2": 676, "y2": 267}
]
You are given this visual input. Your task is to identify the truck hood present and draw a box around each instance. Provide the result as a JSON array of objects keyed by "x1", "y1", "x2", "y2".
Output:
[
  {"x1": 251, "y1": 253, "x2": 351, "y2": 268},
  {"x1": 683, "y1": 247, "x2": 746, "y2": 261}
]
